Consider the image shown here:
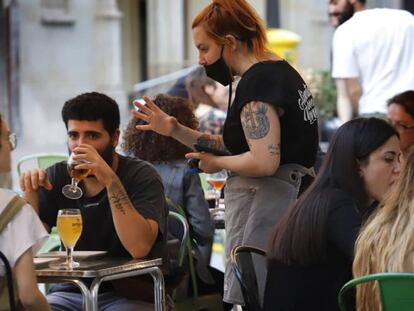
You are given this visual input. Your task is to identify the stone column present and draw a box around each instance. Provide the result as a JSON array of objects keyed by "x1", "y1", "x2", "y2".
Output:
[
  {"x1": 95, "y1": 0, "x2": 127, "y2": 112},
  {"x1": 147, "y1": 0, "x2": 185, "y2": 78}
]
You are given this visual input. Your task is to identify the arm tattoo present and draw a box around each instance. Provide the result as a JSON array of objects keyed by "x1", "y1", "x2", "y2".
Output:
[
  {"x1": 241, "y1": 101, "x2": 270, "y2": 140},
  {"x1": 196, "y1": 134, "x2": 230, "y2": 154},
  {"x1": 108, "y1": 178, "x2": 131, "y2": 215},
  {"x1": 268, "y1": 143, "x2": 280, "y2": 157}
]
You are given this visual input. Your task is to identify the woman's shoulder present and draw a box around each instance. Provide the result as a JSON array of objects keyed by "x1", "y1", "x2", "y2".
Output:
[
  {"x1": 0, "y1": 189, "x2": 17, "y2": 206},
  {"x1": 236, "y1": 60, "x2": 304, "y2": 101},
  {"x1": 326, "y1": 188, "x2": 360, "y2": 217},
  {"x1": 0, "y1": 190, "x2": 34, "y2": 215},
  {"x1": 242, "y1": 60, "x2": 287, "y2": 81},
  {"x1": 0, "y1": 189, "x2": 26, "y2": 214},
  {"x1": 329, "y1": 188, "x2": 353, "y2": 201}
]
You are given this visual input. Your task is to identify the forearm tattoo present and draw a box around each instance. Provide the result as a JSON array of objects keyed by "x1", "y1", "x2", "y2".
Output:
[
  {"x1": 241, "y1": 101, "x2": 270, "y2": 139},
  {"x1": 108, "y1": 178, "x2": 131, "y2": 215},
  {"x1": 268, "y1": 143, "x2": 281, "y2": 157},
  {"x1": 196, "y1": 134, "x2": 230, "y2": 153}
]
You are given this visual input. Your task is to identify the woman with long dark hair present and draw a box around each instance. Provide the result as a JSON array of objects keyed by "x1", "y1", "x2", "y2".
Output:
[{"x1": 265, "y1": 118, "x2": 401, "y2": 311}]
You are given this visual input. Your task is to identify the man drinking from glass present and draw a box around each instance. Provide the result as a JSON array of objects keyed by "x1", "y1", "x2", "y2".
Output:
[{"x1": 20, "y1": 92, "x2": 167, "y2": 311}]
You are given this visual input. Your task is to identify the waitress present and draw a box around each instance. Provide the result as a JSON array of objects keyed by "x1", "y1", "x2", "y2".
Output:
[{"x1": 132, "y1": 0, "x2": 318, "y2": 307}]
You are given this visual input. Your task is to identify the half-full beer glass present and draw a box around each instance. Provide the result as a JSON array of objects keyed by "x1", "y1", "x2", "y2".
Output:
[
  {"x1": 62, "y1": 153, "x2": 91, "y2": 199},
  {"x1": 54, "y1": 209, "x2": 83, "y2": 269}
]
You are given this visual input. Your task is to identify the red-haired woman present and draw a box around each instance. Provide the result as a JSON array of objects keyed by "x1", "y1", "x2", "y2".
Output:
[{"x1": 132, "y1": 0, "x2": 319, "y2": 307}]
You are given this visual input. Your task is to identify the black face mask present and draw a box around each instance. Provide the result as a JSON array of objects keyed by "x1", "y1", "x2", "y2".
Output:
[{"x1": 204, "y1": 46, "x2": 233, "y2": 86}]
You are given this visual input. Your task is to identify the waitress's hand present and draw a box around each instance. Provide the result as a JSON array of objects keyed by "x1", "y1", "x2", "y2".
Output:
[
  {"x1": 185, "y1": 152, "x2": 222, "y2": 173},
  {"x1": 132, "y1": 96, "x2": 178, "y2": 137}
]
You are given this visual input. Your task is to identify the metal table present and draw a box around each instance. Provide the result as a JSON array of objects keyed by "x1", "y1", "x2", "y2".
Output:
[{"x1": 36, "y1": 257, "x2": 165, "y2": 311}]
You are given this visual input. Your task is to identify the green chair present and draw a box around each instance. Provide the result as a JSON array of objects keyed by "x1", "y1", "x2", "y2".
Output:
[
  {"x1": 168, "y1": 210, "x2": 190, "y2": 269},
  {"x1": 166, "y1": 198, "x2": 223, "y2": 311},
  {"x1": 17, "y1": 152, "x2": 68, "y2": 176},
  {"x1": 338, "y1": 272, "x2": 414, "y2": 311}
]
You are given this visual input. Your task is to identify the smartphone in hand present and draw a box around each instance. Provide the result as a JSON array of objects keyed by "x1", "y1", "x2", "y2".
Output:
[{"x1": 193, "y1": 144, "x2": 230, "y2": 156}]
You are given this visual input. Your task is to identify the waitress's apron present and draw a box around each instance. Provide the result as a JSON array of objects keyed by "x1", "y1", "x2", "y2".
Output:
[{"x1": 223, "y1": 164, "x2": 314, "y2": 305}]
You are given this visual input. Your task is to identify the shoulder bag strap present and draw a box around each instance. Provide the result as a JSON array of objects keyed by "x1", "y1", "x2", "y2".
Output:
[{"x1": 0, "y1": 195, "x2": 26, "y2": 234}]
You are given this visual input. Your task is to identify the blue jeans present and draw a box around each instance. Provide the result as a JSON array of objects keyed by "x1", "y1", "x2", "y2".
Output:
[{"x1": 47, "y1": 291, "x2": 154, "y2": 311}]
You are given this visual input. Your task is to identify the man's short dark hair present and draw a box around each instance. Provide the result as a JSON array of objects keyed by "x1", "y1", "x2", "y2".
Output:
[
  {"x1": 62, "y1": 92, "x2": 120, "y2": 136},
  {"x1": 387, "y1": 90, "x2": 414, "y2": 119}
]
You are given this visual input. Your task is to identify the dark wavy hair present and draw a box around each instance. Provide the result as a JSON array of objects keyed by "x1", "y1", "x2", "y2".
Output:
[
  {"x1": 122, "y1": 94, "x2": 198, "y2": 162},
  {"x1": 387, "y1": 90, "x2": 414, "y2": 119},
  {"x1": 62, "y1": 92, "x2": 120, "y2": 136},
  {"x1": 268, "y1": 118, "x2": 398, "y2": 265}
]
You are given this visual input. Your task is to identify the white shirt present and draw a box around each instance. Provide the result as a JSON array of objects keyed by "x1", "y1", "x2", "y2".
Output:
[
  {"x1": 0, "y1": 190, "x2": 48, "y2": 272},
  {"x1": 332, "y1": 9, "x2": 414, "y2": 115}
]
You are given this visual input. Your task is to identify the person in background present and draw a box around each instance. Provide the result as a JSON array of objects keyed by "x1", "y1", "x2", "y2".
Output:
[
  {"x1": 353, "y1": 148, "x2": 414, "y2": 310},
  {"x1": 123, "y1": 94, "x2": 215, "y2": 288},
  {"x1": 0, "y1": 113, "x2": 51, "y2": 311},
  {"x1": 186, "y1": 66, "x2": 228, "y2": 135},
  {"x1": 166, "y1": 75, "x2": 189, "y2": 99},
  {"x1": 132, "y1": 0, "x2": 319, "y2": 307},
  {"x1": 330, "y1": 0, "x2": 414, "y2": 122},
  {"x1": 0, "y1": 113, "x2": 15, "y2": 189},
  {"x1": 387, "y1": 90, "x2": 414, "y2": 159},
  {"x1": 20, "y1": 92, "x2": 167, "y2": 311},
  {"x1": 328, "y1": 0, "x2": 357, "y2": 28},
  {"x1": 266, "y1": 118, "x2": 401, "y2": 311}
]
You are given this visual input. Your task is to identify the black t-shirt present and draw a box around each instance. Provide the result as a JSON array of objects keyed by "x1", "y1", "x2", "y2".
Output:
[
  {"x1": 223, "y1": 60, "x2": 319, "y2": 167},
  {"x1": 263, "y1": 189, "x2": 362, "y2": 311},
  {"x1": 39, "y1": 155, "x2": 167, "y2": 261}
]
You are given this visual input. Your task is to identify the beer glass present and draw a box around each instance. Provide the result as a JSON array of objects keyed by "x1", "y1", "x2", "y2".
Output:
[
  {"x1": 206, "y1": 170, "x2": 227, "y2": 209},
  {"x1": 54, "y1": 209, "x2": 83, "y2": 269},
  {"x1": 62, "y1": 153, "x2": 91, "y2": 199}
]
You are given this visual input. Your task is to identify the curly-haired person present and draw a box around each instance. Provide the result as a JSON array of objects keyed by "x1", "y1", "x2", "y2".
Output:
[{"x1": 123, "y1": 94, "x2": 215, "y2": 290}]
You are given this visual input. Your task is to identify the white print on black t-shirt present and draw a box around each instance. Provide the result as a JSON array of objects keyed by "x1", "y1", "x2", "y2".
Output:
[{"x1": 298, "y1": 84, "x2": 318, "y2": 124}]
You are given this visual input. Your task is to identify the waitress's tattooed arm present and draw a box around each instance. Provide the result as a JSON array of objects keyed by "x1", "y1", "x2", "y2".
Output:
[
  {"x1": 241, "y1": 101, "x2": 270, "y2": 139},
  {"x1": 241, "y1": 101, "x2": 281, "y2": 158}
]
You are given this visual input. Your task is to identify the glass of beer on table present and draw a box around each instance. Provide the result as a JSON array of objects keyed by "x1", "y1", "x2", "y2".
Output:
[
  {"x1": 62, "y1": 152, "x2": 91, "y2": 199},
  {"x1": 52, "y1": 208, "x2": 83, "y2": 269},
  {"x1": 206, "y1": 170, "x2": 228, "y2": 209}
]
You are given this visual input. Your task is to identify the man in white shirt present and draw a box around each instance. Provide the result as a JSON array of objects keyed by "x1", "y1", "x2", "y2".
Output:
[{"x1": 330, "y1": 0, "x2": 414, "y2": 122}]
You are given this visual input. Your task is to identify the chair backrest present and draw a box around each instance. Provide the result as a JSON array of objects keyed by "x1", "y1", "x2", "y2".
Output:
[
  {"x1": 231, "y1": 245, "x2": 267, "y2": 311},
  {"x1": 168, "y1": 211, "x2": 189, "y2": 268},
  {"x1": 17, "y1": 153, "x2": 68, "y2": 176},
  {"x1": 338, "y1": 272, "x2": 414, "y2": 311},
  {"x1": 0, "y1": 251, "x2": 17, "y2": 311},
  {"x1": 166, "y1": 198, "x2": 200, "y2": 298}
]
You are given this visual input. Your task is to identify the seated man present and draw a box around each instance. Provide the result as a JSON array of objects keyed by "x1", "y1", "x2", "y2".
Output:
[{"x1": 20, "y1": 92, "x2": 168, "y2": 311}]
